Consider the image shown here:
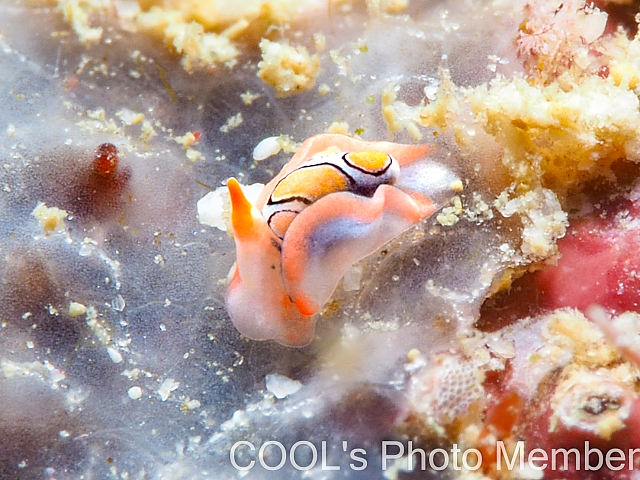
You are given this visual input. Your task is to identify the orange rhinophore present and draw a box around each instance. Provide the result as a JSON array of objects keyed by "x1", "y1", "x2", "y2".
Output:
[{"x1": 225, "y1": 133, "x2": 460, "y2": 347}]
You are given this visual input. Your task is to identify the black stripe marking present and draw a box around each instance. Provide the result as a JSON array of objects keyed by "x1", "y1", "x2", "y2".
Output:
[
  {"x1": 266, "y1": 163, "x2": 356, "y2": 205},
  {"x1": 267, "y1": 209, "x2": 302, "y2": 239},
  {"x1": 267, "y1": 195, "x2": 314, "y2": 206}
]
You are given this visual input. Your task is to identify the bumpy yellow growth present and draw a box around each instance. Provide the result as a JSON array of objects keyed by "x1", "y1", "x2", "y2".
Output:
[{"x1": 257, "y1": 39, "x2": 320, "y2": 97}]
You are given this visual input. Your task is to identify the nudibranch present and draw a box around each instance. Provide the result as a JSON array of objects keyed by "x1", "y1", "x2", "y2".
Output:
[{"x1": 226, "y1": 133, "x2": 460, "y2": 347}]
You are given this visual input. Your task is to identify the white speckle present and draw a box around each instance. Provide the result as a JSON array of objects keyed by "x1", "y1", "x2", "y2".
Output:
[
  {"x1": 265, "y1": 373, "x2": 302, "y2": 399},
  {"x1": 107, "y1": 347, "x2": 123, "y2": 364},
  {"x1": 128, "y1": 386, "x2": 142, "y2": 400},
  {"x1": 59, "y1": 430, "x2": 70, "y2": 438},
  {"x1": 26, "y1": 341, "x2": 34, "y2": 349}
]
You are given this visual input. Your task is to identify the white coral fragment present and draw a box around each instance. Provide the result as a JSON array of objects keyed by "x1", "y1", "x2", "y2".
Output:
[{"x1": 265, "y1": 373, "x2": 302, "y2": 399}]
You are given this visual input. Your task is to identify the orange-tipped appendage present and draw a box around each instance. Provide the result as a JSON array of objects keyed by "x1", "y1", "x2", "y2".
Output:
[
  {"x1": 227, "y1": 177, "x2": 257, "y2": 240},
  {"x1": 293, "y1": 295, "x2": 318, "y2": 317}
]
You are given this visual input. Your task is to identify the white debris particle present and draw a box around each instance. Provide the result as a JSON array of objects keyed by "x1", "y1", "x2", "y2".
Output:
[
  {"x1": 326, "y1": 121, "x2": 350, "y2": 134},
  {"x1": 77, "y1": 108, "x2": 121, "y2": 134},
  {"x1": 112, "y1": 294, "x2": 126, "y2": 311},
  {"x1": 158, "y1": 378, "x2": 180, "y2": 401},
  {"x1": 59, "y1": 430, "x2": 70, "y2": 438},
  {"x1": 68, "y1": 301, "x2": 87, "y2": 317},
  {"x1": 186, "y1": 148, "x2": 205, "y2": 163},
  {"x1": 318, "y1": 83, "x2": 331, "y2": 95},
  {"x1": 116, "y1": 108, "x2": 144, "y2": 125},
  {"x1": 122, "y1": 368, "x2": 140, "y2": 380},
  {"x1": 252, "y1": 136, "x2": 282, "y2": 161},
  {"x1": 128, "y1": 386, "x2": 143, "y2": 400},
  {"x1": 107, "y1": 347, "x2": 123, "y2": 364},
  {"x1": 26, "y1": 341, "x2": 34, "y2": 349},
  {"x1": 464, "y1": 192, "x2": 494, "y2": 223},
  {"x1": 436, "y1": 196, "x2": 463, "y2": 226},
  {"x1": 240, "y1": 90, "x2": 261, "y2": 105},
  {"x1": 220, "y1": 410, "x2": 250, "y2": 432},
  {"x1": 219, "y1": 112, "x2": 243, "y2": 133},
  {"x1": 265, "y1": 373, "x2": 302, "y2": 399},
  {"x1": 140, "y1": 119, "x2": 157, "y2": 142},
  {"x1": 31, "y1": 202, "x2": 68, "y2": 235},
  {"x1": 450, "y1": 179, "x2": 464, "y2": 192},
  {"x1": 181, "y1": 397, "x2": 201, "y2": 411},
  {"x1": 6, "y1": 124, "x2": 16, "y2": 138},
  {"x1": 495, "y1": 188, "x2": 568, "y2": 261},
  {"x1": 174, "y1": 131, "x2": 198, "y2": 149},
  {"x1": 85, "y1": 305, "x2": 112, "y2": 345},
  {"x1": 1, "y1": 359, "x2": 66, "y2": 386}
]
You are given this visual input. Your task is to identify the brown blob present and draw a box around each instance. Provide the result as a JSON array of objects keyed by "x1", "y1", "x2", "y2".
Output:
[{"x1": 94, "y1": 143, "x2": 119, "y2": 178}]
